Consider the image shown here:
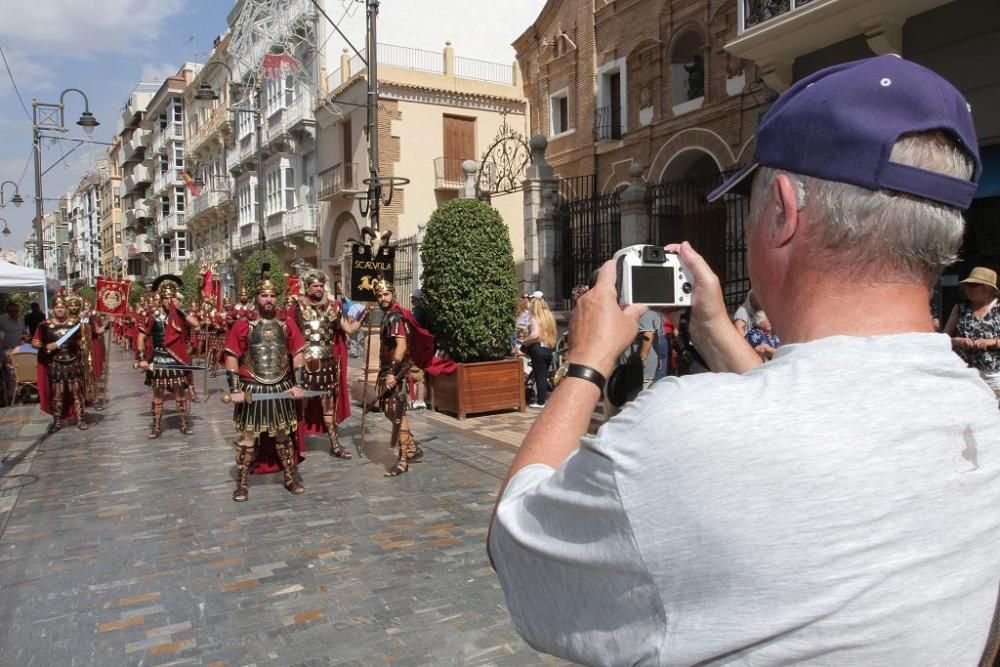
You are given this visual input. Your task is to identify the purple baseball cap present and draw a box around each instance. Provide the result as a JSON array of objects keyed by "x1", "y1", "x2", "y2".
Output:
[{"x1": 708, "y1": 55, "x2": 981, "y2": 209}]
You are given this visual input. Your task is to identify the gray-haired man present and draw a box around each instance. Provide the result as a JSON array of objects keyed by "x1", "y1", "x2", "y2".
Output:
[{"x1": 489, "y1": 55, "x2": 1000, "y2": 664}]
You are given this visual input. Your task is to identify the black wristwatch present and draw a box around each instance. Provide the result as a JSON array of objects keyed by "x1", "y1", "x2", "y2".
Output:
[{"x1": 556, "y1": 363, "x2": 606, "y2": 398}]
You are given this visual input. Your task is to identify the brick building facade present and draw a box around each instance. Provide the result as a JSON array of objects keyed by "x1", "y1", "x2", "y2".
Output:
[{"x1": 513, "y1": 0, "x2": 770, "y2": 193}]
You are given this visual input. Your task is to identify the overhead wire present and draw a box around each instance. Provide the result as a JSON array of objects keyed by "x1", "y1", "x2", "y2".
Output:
[{"x1": 0, "y1": 42, "x2": 32, "y2": 123}]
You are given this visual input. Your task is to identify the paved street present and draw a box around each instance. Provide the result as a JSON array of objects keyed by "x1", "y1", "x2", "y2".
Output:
[{"x1": 0, "y1": 348, "x2": 566, "y2": 666}]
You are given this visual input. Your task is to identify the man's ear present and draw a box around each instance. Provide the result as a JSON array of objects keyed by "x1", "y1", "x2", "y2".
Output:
[{"x1": 770, "y1": 174, "x2": 800, "y2": 249}]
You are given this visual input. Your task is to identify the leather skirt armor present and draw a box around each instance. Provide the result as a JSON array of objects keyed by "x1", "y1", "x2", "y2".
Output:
[{"x1": 232, "y1": 375, "x2": 298, "y2": 434}]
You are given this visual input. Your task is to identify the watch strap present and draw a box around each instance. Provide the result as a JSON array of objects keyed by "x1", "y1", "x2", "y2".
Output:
[{"x1": 565, "y1": 363, "x2": 606, "y2": 398}]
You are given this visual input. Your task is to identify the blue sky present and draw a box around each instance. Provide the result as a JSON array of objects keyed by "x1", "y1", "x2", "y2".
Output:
[{"x1": 0, "y1": 0, "x2": 545, "y2": 256}]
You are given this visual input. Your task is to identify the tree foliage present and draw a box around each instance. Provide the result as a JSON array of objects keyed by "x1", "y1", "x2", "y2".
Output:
[
  {"x1": 180, "y1": 263, "x2": 203, "y2": 309},
  {"x1": 128, "y1": 281, "x2": 147, "y2": 307},
  {"x1": 240, "y1": 249, "x2": 286, "y2": 300},
  {"x1": 420, "y1": 199, "x2": 517, "y2": 363}
]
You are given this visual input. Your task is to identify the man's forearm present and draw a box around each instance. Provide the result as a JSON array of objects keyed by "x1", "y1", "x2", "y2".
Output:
[
  {"x1": 692, "y1": 318, "x2": 762, "y2": 374},
  {"x1": 498, "y1": 378, "x2": 599, "y2": 497}
]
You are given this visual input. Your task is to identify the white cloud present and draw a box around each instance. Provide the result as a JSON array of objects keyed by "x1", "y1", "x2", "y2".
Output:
[
  {"x1": 141, "y1": 63, "x2": 180, "y2": 82},
  {"x1": 0, "y1": 0, "x2": 185, "y2": 58}
]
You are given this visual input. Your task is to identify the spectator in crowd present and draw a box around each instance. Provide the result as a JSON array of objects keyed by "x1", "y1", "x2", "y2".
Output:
[
  {"x1": 732, "y1": 288, "x2": 760, "y2": 337},
  {"x1": 0, "y1": 301, "x2": 25, "y2": 404},
  {"x1": 745, "y1": 309, "x2": 781, "y2": 361},
  {"x1": 489, "y1": 56, "x2": 1000, "y2": 664},
  {"x1": 24, "y1": 302, "x2": 44, "y2": 337},
  {"x1": 518, "y1": 293, "x2": 556, "y2": 408},
  {"x1": 653, "y1": 314, "x2": 675, "y2": 380},
  {"x1": 943, "y1": 266, "x2": 1000, "y2": 398},
  {"x1": 408, "y1": 289, "x2": 427, "y2": 409}
]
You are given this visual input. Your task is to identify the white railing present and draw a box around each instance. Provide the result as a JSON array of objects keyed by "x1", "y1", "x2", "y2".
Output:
[
  {"x1": 318, "y1": 162, "x2": 358, "y2": 199},
  {"x1": 190, "y1": 184, "x2": 231, "y2": 219},
  {"x1": 190, "y1": 110, "x2": 230, "y2": 154},
  {"x1": 324, "y1": 43, "x2": 515, "y2": 91}
]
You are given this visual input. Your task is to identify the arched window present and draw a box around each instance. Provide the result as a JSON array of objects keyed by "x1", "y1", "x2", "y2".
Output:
[{"x1": 670, "y1": 31, "x2": 705, "y2": 111}]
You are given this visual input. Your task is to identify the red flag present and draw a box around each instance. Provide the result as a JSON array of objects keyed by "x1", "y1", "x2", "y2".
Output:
[
  {"x1": 96, "y1": 278, "x2": 130, "y2": 316},
  {"x1": 286, "y1": 275, "x2": 301, "y2": 296},
  {"x1": 180, "y1": 170, "x2": 202, "y2": 197},
  {"x1": 201, "y1": 268, "x2": 215, "y2": 298}
]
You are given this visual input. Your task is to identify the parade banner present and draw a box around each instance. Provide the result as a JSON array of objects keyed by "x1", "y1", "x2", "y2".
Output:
[
  {"x1": 349, "y1": 243, "x2": 395, "y2": 302},
  {"x1": 286, "y1": 274, "x2": 301, "y2": 296},
  {"x1": 96, "y1": 278, "x2": 130, "y2": 316}
]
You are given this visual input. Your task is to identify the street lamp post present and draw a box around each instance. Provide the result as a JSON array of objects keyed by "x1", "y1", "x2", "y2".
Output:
[
  {"x1": 32, "y1": 89, "x2": 100, "y2": 271},
  {"x1": 194, "y1": 62, "x2": 267, "y2": 265},
  {"x1": 0, "y1": 181, "x2": 25, "y2": 209}
]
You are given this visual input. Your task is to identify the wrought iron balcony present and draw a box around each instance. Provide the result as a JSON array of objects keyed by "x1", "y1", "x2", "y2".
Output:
[
  {"x1": 742, "y1": 0, "x2": 817, "y2": 31},
  {"x1": 434, "y1": 157, "x2": 469, "y2": 190},
  {"x1": 594, "y1": 106, "x2": 623, "y2": 141}
]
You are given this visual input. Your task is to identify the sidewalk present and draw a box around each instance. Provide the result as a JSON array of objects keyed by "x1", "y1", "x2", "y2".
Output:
[{"x1": 0, "y1": 350, "x2": 566, "y2": 667}]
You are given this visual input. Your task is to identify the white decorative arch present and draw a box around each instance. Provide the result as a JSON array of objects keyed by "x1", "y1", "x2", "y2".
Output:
[
  {"x1": 648, "y1": 127, "x2": 736, "y2": 178},
  {"x1": 658, "y1": 146, "x2": 723, "y2": 183}
]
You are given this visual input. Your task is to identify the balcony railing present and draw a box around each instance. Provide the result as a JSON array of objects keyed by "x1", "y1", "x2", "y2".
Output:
[
  {"x1": 740, "y1": 0, "x2": 818, "y2": 32},
  {"x1": 156, "y1": 211, "x2": 186, "y2": 237},
  {"x1": 434, "y1": 157, "x2": 469, "y2": 190},
  {"x1": 594, "y1": 106, "x2": 624, "y2": 141},
  {"x1": 454, "y1": 55, "x2": 515, "y2": 85},
  {"x1": 124, "y1": 163, "x2": 152, "y2": 193},
  {"x1": 325, "y1": 42, "x2": 515, "y2": 92},
  {"x1": 318, "y1": 162, "x2": 358, "y2": 200},
  {"x1": 190, "y1": 110, "x2": 231, "y2": 155},
  {"x1": 189, "y1": 179, "x2": 232, "y2": 219}
]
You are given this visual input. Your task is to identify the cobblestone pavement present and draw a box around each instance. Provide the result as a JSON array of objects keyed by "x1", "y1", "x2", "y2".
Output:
[{"x1": 0, "y1": 350, "x2": 569, "y2": 667}]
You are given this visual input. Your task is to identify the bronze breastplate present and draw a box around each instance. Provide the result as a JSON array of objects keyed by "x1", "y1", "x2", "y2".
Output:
[
  {"x1": 297, "y1": 300, "x2": 338, "y2": 360},
  {"x1": 47, "y1": 320, "x2": 80, "y2": 363},
  {"x1": 243, "y1": 318, "x2": 289, "y2": 384}
]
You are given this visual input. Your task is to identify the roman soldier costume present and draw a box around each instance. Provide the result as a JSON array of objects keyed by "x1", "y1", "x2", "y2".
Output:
[
  {"x1": 32, "y1": 295, "x2": 88, "y2": 431},
  {"x1": 223, "y1": 277, "x2": 308, "y2": 501},
  {"x1": 374, "y1": 278, "x2": 423, "y2": 476},
  {"x1": 287, "y1": 269, "x2": 353, "y2": 459},
  {"x1": 137, "y1": 276, "x2": 198, "y2": 438}
]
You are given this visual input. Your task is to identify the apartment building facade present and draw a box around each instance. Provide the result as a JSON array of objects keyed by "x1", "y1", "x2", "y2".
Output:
[
  {"x1": 315, "y1": 42, "x2": 528, "y2": 293},
  {"x1": 142, "y1": 64, "x2": 199, "y2": 277},
  {"x1": 225, "y1": 0, "x2": 326, "y2": 278},
  {"x1": 184, "y1": 34, "x2": 236, "y2": 293},
  {"x1": 118, "y1": 81, "x2": 160, "y2": 281},
  {"x1": 67, "y1": 173, "x2": 102, "y2": 287},
  {"x1": 99, "y1": 145, "x2": 124, "y2": 277}
]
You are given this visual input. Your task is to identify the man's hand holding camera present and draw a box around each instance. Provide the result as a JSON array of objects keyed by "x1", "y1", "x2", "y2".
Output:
[{"x1": 567, "y1": 261, "x2": 646, "y2": 379}]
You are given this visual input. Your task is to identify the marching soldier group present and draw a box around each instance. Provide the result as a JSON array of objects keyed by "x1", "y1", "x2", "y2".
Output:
[{"x1": 34, "y1": 268, "x2": 425, "y2": 501}]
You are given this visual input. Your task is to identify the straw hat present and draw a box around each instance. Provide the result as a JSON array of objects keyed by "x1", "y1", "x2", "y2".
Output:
[{"x1": 960, "y1": 267, "x2": 999, "y2": 294}]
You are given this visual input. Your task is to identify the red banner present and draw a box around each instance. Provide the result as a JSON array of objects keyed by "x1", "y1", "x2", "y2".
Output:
[
  {"x1": 286, "y1": 275, "x2": 301, "y2": 296},
  {"x1": 180, "y1": 170, "x2": 202, "y2": 197},
  {"x1": 96, "y1": 279, "x2": 130, "y2": 316}
]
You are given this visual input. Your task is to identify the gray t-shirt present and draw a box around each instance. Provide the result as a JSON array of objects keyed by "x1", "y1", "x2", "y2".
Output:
[{"x1": 491, "y1": 333, "x2": 1000, "y2": 665}]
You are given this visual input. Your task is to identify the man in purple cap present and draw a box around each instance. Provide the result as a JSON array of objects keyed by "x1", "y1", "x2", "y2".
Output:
[{"x1": 489, "y1": 55, "x2": 1000, "y2": 664}]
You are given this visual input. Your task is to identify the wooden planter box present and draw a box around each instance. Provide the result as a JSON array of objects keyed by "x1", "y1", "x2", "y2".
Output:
[{"x1": 428, "y1": 357, "x2": 525, "y2": 420}]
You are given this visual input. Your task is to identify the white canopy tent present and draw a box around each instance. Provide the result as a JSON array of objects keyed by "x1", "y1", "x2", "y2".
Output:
[{"x1": 0, "y1": 260, "x2": 53, "y2": 312}]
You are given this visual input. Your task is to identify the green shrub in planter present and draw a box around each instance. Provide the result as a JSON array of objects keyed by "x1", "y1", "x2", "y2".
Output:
[
  {"x1": 240, "y1": 249, "x2": 285, "y2": 300},
  {"x1": 421, "y1": 198, "x2": 517, "y2": 362}
]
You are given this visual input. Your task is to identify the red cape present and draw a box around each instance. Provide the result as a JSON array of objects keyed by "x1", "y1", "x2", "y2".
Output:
[
  {"x1": 32, "y1": 323, "x2": 78, "y2": 419},
  {"x1": 392, "y1": 304, "x2": 455, "y2": 376}
]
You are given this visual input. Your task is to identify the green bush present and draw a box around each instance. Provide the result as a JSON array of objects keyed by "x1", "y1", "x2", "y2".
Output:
[
  {"x1": 420, "y1": 198, "x2": 517, "y2": 362},
  {"x1": 240, "y1": 249, "x2": 285, "y2": 300}
]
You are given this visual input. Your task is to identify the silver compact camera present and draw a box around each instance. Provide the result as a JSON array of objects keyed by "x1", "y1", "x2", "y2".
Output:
[{"x1": 613, "y1": 244, "x2": 693, "y2": 308}]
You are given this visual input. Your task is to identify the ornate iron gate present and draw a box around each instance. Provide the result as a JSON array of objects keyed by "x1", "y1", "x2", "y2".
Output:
[
  {"x1": 648, "y1": 173, "x2": 749, "y2": 310},
  {"x1": 552, "y1": 175, "x2": 621, "y2": 305}
]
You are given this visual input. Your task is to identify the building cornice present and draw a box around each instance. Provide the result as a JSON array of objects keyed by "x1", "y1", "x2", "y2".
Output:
[{"x1": 379, "y1": 82, "x2": 526, "y2": 112}]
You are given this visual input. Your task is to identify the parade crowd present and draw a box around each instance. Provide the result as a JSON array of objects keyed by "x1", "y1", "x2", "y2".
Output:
[{"x1": 20, "y1": 267, "x2": 431, "y2": 502}]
